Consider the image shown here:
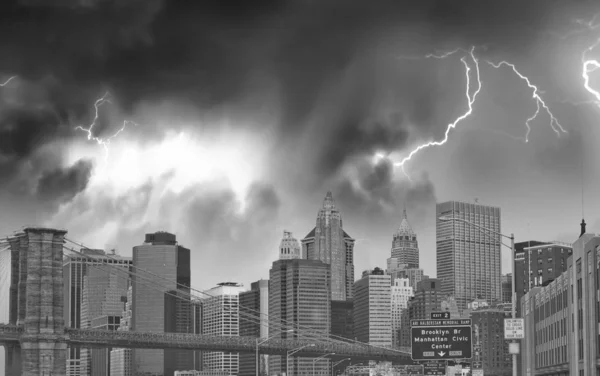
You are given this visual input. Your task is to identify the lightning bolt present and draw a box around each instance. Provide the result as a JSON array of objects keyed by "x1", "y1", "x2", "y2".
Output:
[
  {"x1": 580, "y1": 17, "x2": 600, "y2": 108},
  {"x1": 0, "y1": 76, "x2": 16, "y2": 87},
  {"x1": 393, "y1": 46, "x2": 482, "y2": 180},
  {"x1": 486, "y1": 61, "x2": 567, "y2": 141},
  {"x1": 75, "y1": 91, "x2": 137, "y2": 162}
]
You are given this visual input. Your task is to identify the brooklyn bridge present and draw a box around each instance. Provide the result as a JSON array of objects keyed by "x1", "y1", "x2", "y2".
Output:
[{"x1": 0, "y1": 227, "x2": 412, "y2": 375}]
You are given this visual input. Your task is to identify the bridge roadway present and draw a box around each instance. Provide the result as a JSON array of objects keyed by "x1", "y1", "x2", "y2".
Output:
[{"x1": 0, "y1": 324, "x2": 412, "y2": 363}]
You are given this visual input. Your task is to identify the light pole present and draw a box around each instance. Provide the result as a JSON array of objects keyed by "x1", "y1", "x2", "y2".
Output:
[
  {"x1": 331, "y1": 358, "x2": 350, "y2": 376},
  {"x1": 439, "y1": 215, "x2": 517, "y2": 376},
  {"x1": 257, "y1": 329, "x2": 294, "y2": 376},
  {"x1": 287, "y1": 344, "x2": 316, "y2": 376},
  {"x1": 312, "y1": 353, "x2": 335, "y2": 376}
]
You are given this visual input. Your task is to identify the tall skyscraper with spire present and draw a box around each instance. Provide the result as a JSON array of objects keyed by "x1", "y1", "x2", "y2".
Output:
[
  {"x1": 302, "y1": 192, "x2": 355, "y2": 301},
  {"x1": 391, "y1": 209, "x2": 420, "y2": 269}
]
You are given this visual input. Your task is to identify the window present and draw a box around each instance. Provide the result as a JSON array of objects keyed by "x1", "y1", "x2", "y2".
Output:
[
  {"x1": 538, "y1": 270, "x2": 543, "y2": 276},
  {"x1": 538, "y1": 249, "x2": 543, "y2": 255},
  {"x1": 548, "y1": 268, "x2": 553, "y2": 274},
  {"x1": 548, "y1": 257, "x2": 553, "y2": 263}
]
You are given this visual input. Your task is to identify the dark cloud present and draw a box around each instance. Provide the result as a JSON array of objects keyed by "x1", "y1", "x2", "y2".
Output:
[
  {"x1": 0, "y1": 0, "x2": 597, "y2": 207},
  {"x1": 36, "y1": 159, "x2": 93, "y2": 202},
  {"x1": 335, "y1": 157, "x2": 436, "y2": 216}
]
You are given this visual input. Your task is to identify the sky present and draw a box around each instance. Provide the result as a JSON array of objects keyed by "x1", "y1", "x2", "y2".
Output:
[{"x1": 1, "y1": 0, "x2": 600, "y2": 296}]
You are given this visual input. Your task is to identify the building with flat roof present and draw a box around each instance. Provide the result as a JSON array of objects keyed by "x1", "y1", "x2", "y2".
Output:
[
  {"x1": 354, "y1": 268, "x2": 392, "y2": 347},
  {"x1": 436, "y1": 201, "x2": 502, "y2": 311}
]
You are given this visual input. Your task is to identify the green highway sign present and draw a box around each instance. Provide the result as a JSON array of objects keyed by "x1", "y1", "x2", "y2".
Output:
[{"x1": 411, "y1": 319, "x2": 473, "y2": 361}]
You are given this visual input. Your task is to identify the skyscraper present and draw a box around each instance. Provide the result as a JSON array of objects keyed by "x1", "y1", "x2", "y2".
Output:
[
  {"x1": 238, "y1": 280, "x2": 269, "y2": 376},
  {"x1": 390, "y1": 278, "x2": 413, "y2": 348},
  {"x1": 202, "y1": 282, "x2": 245, "y2": 375},
  {"x1": 353, "y1": 268, "x2": 392, "y2": 347},
  {"x1": 63, "y1": 248, "x2": 131, "y2": 376},
  {"x1": 391, "y1": 209, "x2": 419, "y2": 268},
  {"x1": 268, "y1": 258, "x2": 331, "y2": 375},
  {"x1": 436, "y1": 201, "x2": 502, "y2": 311},
  {"x1": 302, "y1": 192, "x2": 355, "y2": 301},
  {"x1": 131, "y1": 232, "x2": 193, "y2": 376}
]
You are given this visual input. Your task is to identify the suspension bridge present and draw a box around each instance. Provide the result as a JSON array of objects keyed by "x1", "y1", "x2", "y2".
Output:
[{"x1": 0, "y1": 227, "x2": 412, "y2": 375}]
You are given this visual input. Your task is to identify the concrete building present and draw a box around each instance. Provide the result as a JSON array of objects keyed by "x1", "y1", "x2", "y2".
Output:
[
  {"x1": 391, "y1": 209, "x2": 420, "y2": 268},
  {"x1": 302, "y1": 191, "x2": 355, "y2": 301},
  {"x1": 436, "y1": 201, "x2": 502, "y2": 311},
  {"x1": 110, "y1": 285, "x2": 133, "y2": 376},
  {"x1": 81, "y1": 263, "x2": 129, "y2": 375},
  {"x1": 470, "y1": 306, "x2": 511, "y2": 376},
  {"x1": 202, "y1": 282, "x2": 245, "y2": 375},
  {"x1": 331, "y1": 300, "x2": 354, "y2": 341},
  {"x1": 353, "y1": 268, "x2": 392, "y2": 347},
  {"x1": 514, "y1": 242, "x2": 572, "y2": 317},
  {"x1": 390, "y1": 278, "x2": 413, "y2": 348},
  {"x1": 63, "y1": 248, "x2": 131, "y2": 376},
  {"x1": 407, "y1": 278, "x2": 444, "y2": 320},
  {"x1": 268, "y1": 258, "x2": 331, "y2": 375},
  {"x1": 387, "y1": 263, "x2": 424, "y2": 290},
  {"x1": 501, "y1": 274, "x2": 512, "y2": 304},
  {"x1": 441, "y1": 295, "x2": 461, "y2": 318},
  {"x1": 238, "y1": 280, "x2": 269, "y2": 376},
  {"x1": 131, "y1": 232, "x2": 193, "y2": 376},
  {"x1": 279, "y1": 231, "x2": 301, "y2": 260}
]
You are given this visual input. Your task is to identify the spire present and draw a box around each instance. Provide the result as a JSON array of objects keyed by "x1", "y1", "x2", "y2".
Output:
[
  {"x1": 323, "y1": 191, "x2": 336, "y2": 210},
  {"x1": 279, "y1": 230, "x2": 301, "y2": 260},
  {"x1": 395, "y1": 208, "x2": 415, "y2": 237},
  {"x1": 580, "y1": 218, "x2": 586, "y2": 238}
]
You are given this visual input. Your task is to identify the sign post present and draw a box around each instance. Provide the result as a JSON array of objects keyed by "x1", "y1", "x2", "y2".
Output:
[
  {"x1": 411, "y1": 319, "x2": 473, "y2": 361},
  {"x1": 504, "y1": 318, "x2": 524, "y2": 339}
]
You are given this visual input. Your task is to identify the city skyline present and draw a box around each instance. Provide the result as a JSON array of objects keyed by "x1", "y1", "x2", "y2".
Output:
[{"x1": 1, "y1": 1, "x2": 600, "y2": 294}]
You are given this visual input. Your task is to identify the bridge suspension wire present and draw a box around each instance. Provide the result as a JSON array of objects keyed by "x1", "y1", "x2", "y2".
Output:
[
  {"x1": 63, "y1": 238, "x2": 399, "y2": 354},
  {"x1": 61, "y1": 249, "x2": 336, "y2": 348},
  {"x1": 62, "y1": 241, "x2": 362, "y2": 348}
]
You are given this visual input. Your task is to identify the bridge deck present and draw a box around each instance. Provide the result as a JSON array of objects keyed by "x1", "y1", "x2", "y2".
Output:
[{"x1": 0, "y1": 324, "x2": 411, "y2": 363}]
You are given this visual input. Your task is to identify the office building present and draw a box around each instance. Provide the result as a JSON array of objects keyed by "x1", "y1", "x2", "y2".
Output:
[
  {"x1": 80, "y1": 263, "x2": 129, "y2": 375},
  {"x1": 391, "y1": 278, "x2": 413, "y2": 348},
  {"x1": 63, "y1": 248, "x2": 131, "y2": 376},
  {"x1": 514, "y1": 242, "x2": 571, "y2": 317},
  {"x1": 331, "y1": 300, "x2": 354, "y2": 341},
  {"x1": 470, "y1": 307, "x2": 511, "y2": 376},
  {"x1": 436, "y1": 201, "x2": 502, "y2": 311},
  {"x1": 238, "y1": 280, "x2": 269, "y2": 376},
  {"x1": 501, "y1": 274, "x2": 512, "y2": 304},
  {"x1": 407, "y1": 278, "x2": 443, "y2": 320},
  {"x1": 302, "y1": 191, "x2": 355, "y2": 301},
  {"x1": 387, "y1": 263, "x2": 424, "y2": 290},
  {"x1": 354, "y1": 268, "x2": 392, "y2": 347},
  {"x1": 279, "y1": 230, "x2": 301, "y2": 260},
  {"x1": 268, "y1": 258, "x2": 331, "y2": 375},
  {"x1": 391, "y1": 209, "x2": 420, "y2": 268},
  {"x1": 201, "y1": 282, "x2": 245, "y2": 375},
  {"x1": 110, "y1": 285, "x2": 133, "y2": 376},
  {"x1": 131, "y1": 232, "x2": 193, "y2": 376}
]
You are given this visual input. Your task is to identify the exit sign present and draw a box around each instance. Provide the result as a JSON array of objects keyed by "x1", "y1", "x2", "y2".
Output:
[{"x1": 431, "y1": 312, "x2": 451, "y2": 319}]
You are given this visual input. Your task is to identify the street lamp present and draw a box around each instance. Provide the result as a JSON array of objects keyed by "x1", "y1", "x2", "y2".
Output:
[
  {"x1": 331, "y1": 358, "x2": 351, "y2": 376},
  {"x1": 312, "y1": 353, "x2": 335, "y2": 376},
  {"x1": 257, "y1": 329, "x2": 294, "y2": 376},
  {"x1": 439, "y1": 215, "x2": 517, "y2": 376},
  {"x1": 287, "y1": 344, "x2": 316, "y2": 376}
]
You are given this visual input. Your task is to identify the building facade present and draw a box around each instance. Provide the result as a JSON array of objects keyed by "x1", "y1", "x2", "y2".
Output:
[
  {"x1": 514, "y1": 242, "x2": 571, "y2": 317},
  {"x1": 387, "y1": 263, "x2": 424, "y2": 290},
  {"x1": 391, "y1": 278, "x2": 413, "y2": 348},
  {"x1": 353, "y1": 268, "x2": 392, "y2": 347},
  {"x1": 238, "y1": 280, "x2": 269, "y2": 376},
  {"x1": 63, "y1": 248, "x2": 131, "y2": 376},
  {"x1": 81, "y1": 263, "x2": 130, "y2": 375},
  {"x1": 391, "y1": 209, "x2": 420, "y2": 268},
  {"x1": 470, "y1": 307, "x2": 511, "y2": 376},
  {"x1": 436, "y1": 201, "x2": 502, "y2": 311},
  {"x1": 110, "y1": 285, "x2": 133, "y2": 376},
  {"x1": 331, "y1": 300, "x2": 354, "y2": 341},
  {"x1": 501, "y1": 274, "x2": 512, "y2": 304},
  {"x1": 202, "y1": 283, "x2": 245, "y2": 375},
  {"x1": 131, "y1": 232, "x2": 193, "y2": 376},
  {"x1": 268, "y1": 259, "x2": 331, "y2": 375},
  {"x1": 302, "y1": 192, "x2": 355, "y2": 301}
]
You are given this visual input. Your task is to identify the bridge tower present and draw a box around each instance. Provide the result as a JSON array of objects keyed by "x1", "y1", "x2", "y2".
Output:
[{"x1": 9, "y1": 228, "x2": 68, "y2": 376}]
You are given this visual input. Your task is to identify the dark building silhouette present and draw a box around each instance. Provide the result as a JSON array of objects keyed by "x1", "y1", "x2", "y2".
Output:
[
  {"x1": 331, "y1": 300, "x2": 354, "y2": 341},
  {"x1": 238, "y1": 280, "x2": 269, "y2": 376}
]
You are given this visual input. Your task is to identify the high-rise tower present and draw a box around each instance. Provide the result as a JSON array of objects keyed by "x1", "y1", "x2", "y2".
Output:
[
  {"x1": 391, "y1": 209, "x2": 419, "y2": 268},
  {"x1": 436, "y1": 201, "x2": 502, "y2": 311},
  {"x1": 302, "y1": 192, "x2": 355, "y2": 301}
]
